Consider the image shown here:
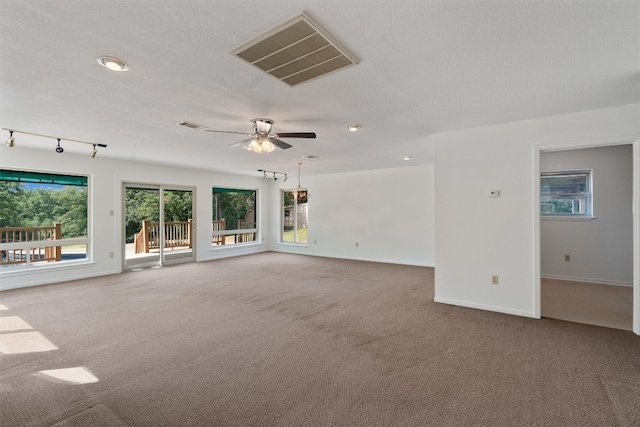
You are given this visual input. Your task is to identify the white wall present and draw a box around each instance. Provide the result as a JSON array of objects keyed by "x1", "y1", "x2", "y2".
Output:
[
  {"x1": 434, "y1": 104, "x2": 640, "y2": 318},
  {"x1": 0, "y1": 148, "x2": 270, "y2": 290},
  {"x1": 541, "y1": 145, "x2": 633, "y2": 286},
  {"x1": 269, "y1": 165, "x2": 435, "y2": 267},
  {"x1": 1, "y1": 148, "x2": 436, "y2": 290}
]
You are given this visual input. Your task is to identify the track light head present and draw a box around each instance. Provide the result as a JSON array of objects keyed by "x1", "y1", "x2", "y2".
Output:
[
  {"x1": 90, "y1": 144, "x2": 98, "y2": 158},
  {"x1": 284, "y1": 174, "x2": 288, "y2": 182},
  {"x1": 55, "y1": 138, "x2": 64, "y2": 153},
  {"x1": 6, "y1": 130, "x2": 15, "y2": 147}
]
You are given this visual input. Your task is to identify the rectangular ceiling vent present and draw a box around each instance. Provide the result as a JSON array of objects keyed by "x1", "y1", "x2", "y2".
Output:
[
  {"x1": 230, "y1": 12, "x2": 359, "y2": 87},
  {"x1": 178, "y1": 121, "x2": 205, "y2": 130}
]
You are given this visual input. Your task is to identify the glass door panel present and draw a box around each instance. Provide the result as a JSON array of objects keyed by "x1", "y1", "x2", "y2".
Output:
[
  {"x1": 163, "y1": 189, "x2": 194, "y2": 264},
  {"x1": 124, "y1": 186, "x2": 161, "y2": 269}
]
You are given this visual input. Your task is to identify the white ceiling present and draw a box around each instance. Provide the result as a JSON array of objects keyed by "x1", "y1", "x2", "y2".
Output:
[{"x1": 1, "y1": 1, "x2": 638, "y2": 178}]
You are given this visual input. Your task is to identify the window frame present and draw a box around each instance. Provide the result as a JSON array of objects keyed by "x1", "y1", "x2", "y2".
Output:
[
  {"x1": 211, "y1": 187, "x2": 258, "y2": 248},
  {"x1": 0, "y1": 168, "x2": 92, "y2": 271},
  {"x1": 540, "y1": 169, "x2": 594, "y2": 219}
]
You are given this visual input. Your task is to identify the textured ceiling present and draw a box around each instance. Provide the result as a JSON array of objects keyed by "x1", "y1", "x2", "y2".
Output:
[{"x1": 1, "y1": 0, "x2": 638, "y2": 177}]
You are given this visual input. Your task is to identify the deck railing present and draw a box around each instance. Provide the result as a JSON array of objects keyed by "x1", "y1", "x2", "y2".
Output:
[
  {"x1": 236, "y1": 221, "x2": 256, "y2": 243},
  {"x1": 134, "y1": 220, "x2": 193, "y2": 254},
  {"x1": 212, "y1": 219, "x2": 226, "y2": 245},
  {"x1": 0, "y1": 223, "x2": 62, "y2": 265}
]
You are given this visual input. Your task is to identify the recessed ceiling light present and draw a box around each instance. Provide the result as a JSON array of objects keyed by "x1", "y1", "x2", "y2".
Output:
[
  {"x1": 97, "y1": 56, "x2": 129, "y2": 71},
  {"x1": 347, "y1": 124, "x2": 361, "y2": 132},
  {"x1": 403, "y1": 156, "x2": 412, "y2": 161},
  {"x1": 302, "y1": 155, "x2": 319, "y2": 159}
]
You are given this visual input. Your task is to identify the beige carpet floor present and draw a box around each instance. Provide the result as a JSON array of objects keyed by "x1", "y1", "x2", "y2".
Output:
[
  {"x1": 541, "y1": 278, "x2": 634, "y2": 331},
  {"x1": 1, "y1": 253, "x2": 639, "y2": 426}
]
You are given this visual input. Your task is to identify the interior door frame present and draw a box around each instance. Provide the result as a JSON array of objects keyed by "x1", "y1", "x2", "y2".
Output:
[
  {"x1": 122, "y1": 182, "x2": 196, "y2": 270},
  {"x1": 533, "y1": 136, "x2": 640, "y2": 335}
]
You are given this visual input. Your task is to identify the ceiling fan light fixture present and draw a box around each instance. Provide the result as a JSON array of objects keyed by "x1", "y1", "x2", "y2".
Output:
[
  {"x1": 97, "y1": 56, "x2": 129, "y2": 71},
  {"x1": 262, "y1": 138, "x2": 275, "y2": 153},
  {"x1": 245, "y1": 137, "x2": 276, "y2": 154}
]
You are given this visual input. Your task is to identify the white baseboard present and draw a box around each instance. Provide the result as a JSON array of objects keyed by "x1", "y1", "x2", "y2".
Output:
[
  {"x1": 434, "y1": 296, "x2": 535, "y2": 318},
  {"x1": 541, "y1": 274, "x2": 633, "y2": 287}
]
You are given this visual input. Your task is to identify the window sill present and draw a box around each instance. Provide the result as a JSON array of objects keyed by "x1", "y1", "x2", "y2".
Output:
[
  {"x1": 278, "y1": 242, "x2": 309, "y2": 248},
  {"x1": 210, "y1": 242, "x2": 261, "y2": 251},
  {"x1": 541, "y1": 216, "x2": 596, "y2": 222},
  {"x1": 0, "y1": 260, "x2": 94, "y2": 277}
]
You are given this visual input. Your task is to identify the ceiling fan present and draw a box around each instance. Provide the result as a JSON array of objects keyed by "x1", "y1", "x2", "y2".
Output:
[{"x1": 205, "y1": 118, "x2": 316, "y2": 153}]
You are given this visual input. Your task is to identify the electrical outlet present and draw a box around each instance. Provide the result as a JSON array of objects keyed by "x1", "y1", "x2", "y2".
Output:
[
  {"x1": 564, "y1": 254, "x2": 570, "y2": 262},
  {"x1": 109, "y1": 252, "x2": 114, "y2": 258},
  {"x1": 355, "y1": 242, "x2": 359, "y2": 247},
  {"x1": 491, "y1": 275, "x2": 499, "y2": 285}
]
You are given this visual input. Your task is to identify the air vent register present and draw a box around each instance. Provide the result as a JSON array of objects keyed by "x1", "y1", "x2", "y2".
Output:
[{"x1": 231, "y1": 12, "x2": 358, "y2": 87}]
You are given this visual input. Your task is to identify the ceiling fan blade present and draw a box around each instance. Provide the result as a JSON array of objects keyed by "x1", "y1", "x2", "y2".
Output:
[
  {"x1": 205, "y1": 129, "x2": 252, "y2": 136},
  {"x1": 274, "y1": 132, "x2": 316, "y2": 139},
  {"x1": 269, "y1": 138, "x2": 292, "y2": 150},
  {"x1": 229, "y1": 137, "x2": 254, "y2": 148}
]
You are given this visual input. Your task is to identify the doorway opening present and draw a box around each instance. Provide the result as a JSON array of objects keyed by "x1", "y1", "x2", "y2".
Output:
[{"x1": 538, "y1": 143, "x2": 636, "y2": 331}]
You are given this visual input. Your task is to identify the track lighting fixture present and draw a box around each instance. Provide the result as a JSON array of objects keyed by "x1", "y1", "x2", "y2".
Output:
[
  {"x1": 257, "y1": 169, "x2": 287, "y2": 180},
  {"x1": 6, "y1": 130, "x2": 14, "y2": 147},
  {"x1": 2, "y1": 128, "x2": 107, "y2": 157}
]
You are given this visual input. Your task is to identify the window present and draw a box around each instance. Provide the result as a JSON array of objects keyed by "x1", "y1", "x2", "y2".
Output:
[
  {"x1": 0, "y1": 170, "x2": 89, "y2": 269},
  {"x1": 282, "y1": 189, "x2": 308, "y2": 244},
  {"x1": 212, "y1": 188, "x2": 257, "y2": 246},
  {"x1": 541, "y1": 170, "x2": 592, "y2": 217}
]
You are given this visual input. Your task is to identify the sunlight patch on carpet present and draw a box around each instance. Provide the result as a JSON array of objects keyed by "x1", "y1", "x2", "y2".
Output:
[
  {"x1": 0, "y1": 315, "x2": 34, "y2": 332},
  {"x1": 36, "y1": 367, "x2": 99, "y2": 385},
  {"x1": 0, "y1": 331, "x2": 58, "y2": 354}
]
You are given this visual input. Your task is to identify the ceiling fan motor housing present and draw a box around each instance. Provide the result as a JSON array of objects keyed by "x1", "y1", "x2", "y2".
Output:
[{"x1": 252, "y1": 118, "x2": 274, "y2": 135}]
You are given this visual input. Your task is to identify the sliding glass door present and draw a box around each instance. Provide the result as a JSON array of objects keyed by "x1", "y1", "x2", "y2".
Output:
[{"x1": 124, "y1": 184, "x2": 194, "y2": 270}]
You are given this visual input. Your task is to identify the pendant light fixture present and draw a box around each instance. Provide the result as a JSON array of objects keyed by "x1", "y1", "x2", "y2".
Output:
[
  {"x1": 293, "y1": 162, "x2": 305, "y2": 200},
  {"x1": 55, "y1": 139, "x2": 64, "y2": 153}
]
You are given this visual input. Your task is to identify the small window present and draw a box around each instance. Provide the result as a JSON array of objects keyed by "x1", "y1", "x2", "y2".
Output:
[{"x1": 541, "y1": 170, "x2": 592, "y2": 217}]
